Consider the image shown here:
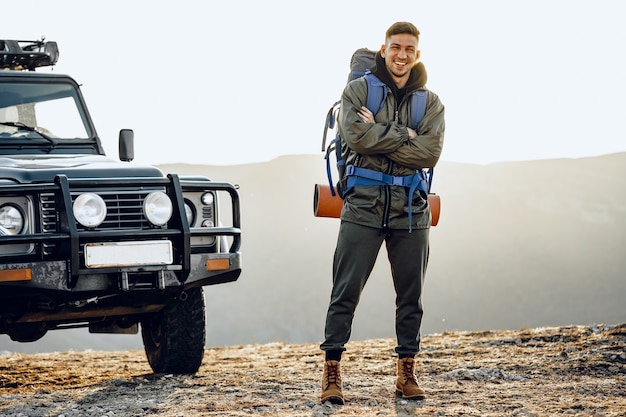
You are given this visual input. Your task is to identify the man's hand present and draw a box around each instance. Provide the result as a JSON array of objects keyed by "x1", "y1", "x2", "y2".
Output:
[
  {"x1": 358, "y1": 106, "x2": 374, "y2": 123},
  {"x1": 407, "y1": 127, "x2": 417, "y2": 139}
]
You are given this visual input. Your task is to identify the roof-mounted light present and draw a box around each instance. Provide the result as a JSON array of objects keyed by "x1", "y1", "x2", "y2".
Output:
[{"x1": 0, "y1": 38, "x2": 59, "y2": 71}]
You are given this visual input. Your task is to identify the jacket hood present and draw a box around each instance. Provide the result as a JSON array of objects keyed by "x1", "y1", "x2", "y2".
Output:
[{"x1": 371, "y1": 51, "x2": 427, "y2": 95}]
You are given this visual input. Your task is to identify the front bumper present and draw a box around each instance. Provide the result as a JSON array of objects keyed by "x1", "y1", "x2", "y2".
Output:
[{"x1": 0, "y1": 173, "x2": 242, "y2": 292}]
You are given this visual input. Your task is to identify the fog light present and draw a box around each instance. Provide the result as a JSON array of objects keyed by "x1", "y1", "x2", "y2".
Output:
[
  {"x1": 144, "y1": 191, "x2": 173, "y2": 226},
  {"x1": 73, "y1": 193, "x2": 106, "y2": 228}
]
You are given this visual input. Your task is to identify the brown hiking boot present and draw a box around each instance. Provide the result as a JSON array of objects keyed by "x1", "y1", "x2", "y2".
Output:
[
  {"x1": 321, "y1": 360, "x2": 344, "y2": 405},
  {"x1": 396, "y1": 357, "x2": 426, "y2": 400}
]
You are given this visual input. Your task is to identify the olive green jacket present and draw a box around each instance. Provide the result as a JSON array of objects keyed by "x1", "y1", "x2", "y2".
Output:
[{"x1": 337, "y1": 60, "x2": 445, "y2": 230}]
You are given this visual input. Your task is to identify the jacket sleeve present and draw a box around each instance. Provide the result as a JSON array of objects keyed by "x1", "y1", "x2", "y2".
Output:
[
  {"x1": 338, "y1": 79, "x2": 409, "y2": 156},
  {"x1": 386, "y1": 92, "x2": 445, "y2": 169}
]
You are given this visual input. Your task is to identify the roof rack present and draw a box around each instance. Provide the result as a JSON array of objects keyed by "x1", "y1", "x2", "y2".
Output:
[{"x1": 0, "y1": 38, "x2": 59, "y2": 71}]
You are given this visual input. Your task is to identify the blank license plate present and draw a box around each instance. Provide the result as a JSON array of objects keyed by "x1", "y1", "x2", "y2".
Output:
[{"x1": 85, "y1": 240, "x2": 173, "y2": 268}]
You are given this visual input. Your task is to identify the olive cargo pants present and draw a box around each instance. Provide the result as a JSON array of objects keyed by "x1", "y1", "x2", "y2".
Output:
[{"x1": 321, "y1": 221, "x2": 429, "y2": 356}]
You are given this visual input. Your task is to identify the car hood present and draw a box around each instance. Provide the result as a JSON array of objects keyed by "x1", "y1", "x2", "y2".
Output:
[{"x1": 0, "y1": 154, "x2": 164, "y2": 183}]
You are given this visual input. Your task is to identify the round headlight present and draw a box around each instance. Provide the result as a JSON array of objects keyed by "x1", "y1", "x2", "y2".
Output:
[
  {"x1": 0, "y1": 204, "x2": 25, "y2": 235},
  {"x1": 201, "y1": 192, "x2": 214, "y2": 205},
  {"x1": 73, "y1": 193, "x2": 107, "y2": 228},
  {"x1": 184, "y1": 201, "x2": 195, "y2": 226},
  {"x1": 144, "y1": 191, "x2": 173, "y2": 226}
]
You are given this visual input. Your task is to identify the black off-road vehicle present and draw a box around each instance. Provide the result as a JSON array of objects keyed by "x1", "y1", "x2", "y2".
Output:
[{"x1": 0, "y1": 39, "x2": 242, "y2": 374}]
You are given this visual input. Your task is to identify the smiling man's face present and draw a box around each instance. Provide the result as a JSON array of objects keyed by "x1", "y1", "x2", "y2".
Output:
[{"x1": 381, "y1": 33, "x2": 420, "y2": 88}]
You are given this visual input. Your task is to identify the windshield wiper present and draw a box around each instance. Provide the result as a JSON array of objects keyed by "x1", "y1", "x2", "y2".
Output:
[{"x1": 0, "y1": 121, "x2": 58, "y2": 145}]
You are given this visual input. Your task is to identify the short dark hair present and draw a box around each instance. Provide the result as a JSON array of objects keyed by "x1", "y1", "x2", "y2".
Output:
[{"x1": 385, "y1": 22, "x2": 420, "y2": 42}]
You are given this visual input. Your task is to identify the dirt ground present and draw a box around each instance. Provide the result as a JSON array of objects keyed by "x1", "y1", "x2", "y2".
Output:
[{"x1": 0, "y1": 324, "x2": 624, "y2": 417}]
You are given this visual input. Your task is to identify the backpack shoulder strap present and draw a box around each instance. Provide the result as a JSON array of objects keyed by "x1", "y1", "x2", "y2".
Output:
[
  {"x1": 364, "y1": 73, "x2": 387, "y2": 115},
  {"x1": 410, "y1": 90, "x2": 428, "y2": 130},
  {"x1": 365, "y1": 73, "x2": 428, "y2": 131},
  {"x1": 408, "y1": 90, "x2": 433, "y2": 193}
]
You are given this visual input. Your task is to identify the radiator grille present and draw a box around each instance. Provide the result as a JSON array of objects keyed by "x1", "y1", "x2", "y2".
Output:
[
  {"x1": 40, "y1": 191, "x2": 156, "y2": 231},
  {"x1": 97, "y1": 192, "x2": 151, "y2": 230}
]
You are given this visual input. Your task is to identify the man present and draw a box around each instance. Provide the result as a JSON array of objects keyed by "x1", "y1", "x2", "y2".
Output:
[{"x1": 320, "y1": 21, "x2": 445, "y2": 404}]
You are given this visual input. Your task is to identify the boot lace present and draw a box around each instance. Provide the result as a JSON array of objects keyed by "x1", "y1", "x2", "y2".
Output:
[
  {"x1": 324, "y1": 361, "x2": 342, "y2": 387},
  {"x1": 401, "y1": 359, "x2": 418, "y2": 385}
]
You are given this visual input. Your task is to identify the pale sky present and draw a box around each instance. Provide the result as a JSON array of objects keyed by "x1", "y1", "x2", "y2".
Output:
[{"x1": 4, "y1": 0, "x2": 625, "y2": 166}]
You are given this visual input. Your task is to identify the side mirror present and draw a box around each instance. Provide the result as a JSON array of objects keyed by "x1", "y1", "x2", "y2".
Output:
[{"x1": 119, "y1": 129, "x2": 134, "y2": 162}]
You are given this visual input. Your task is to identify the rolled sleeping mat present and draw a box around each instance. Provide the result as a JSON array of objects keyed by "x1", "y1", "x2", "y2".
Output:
[
  {"x1": 428, "y1": 193, "x2": 440, "y2": 226},
  {"x1": 313, "y1": 184, "x2": 343, "y2": 218},
  {"x1": 314, "y1": 183, "x2": 441, "y2": 226}
]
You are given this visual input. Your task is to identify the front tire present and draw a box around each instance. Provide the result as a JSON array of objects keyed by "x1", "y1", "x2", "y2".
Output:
[{"x1": 141, "y1": 287, "x2": 206, "y2": 374}]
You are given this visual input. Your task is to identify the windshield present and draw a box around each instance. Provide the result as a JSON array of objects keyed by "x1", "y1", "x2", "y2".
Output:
[{"x1": 0, "y1": 81, "x2": 92, "y2": 141}]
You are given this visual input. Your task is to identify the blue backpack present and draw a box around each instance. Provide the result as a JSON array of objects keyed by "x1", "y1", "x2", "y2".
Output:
[{"x1": 321, "y1": 48, "x2": 433, "y2": 227}]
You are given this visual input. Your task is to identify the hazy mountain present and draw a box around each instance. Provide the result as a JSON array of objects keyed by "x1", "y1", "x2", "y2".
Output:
[{"x1": 1, "y1": 153, "x2": 624, "y2": 353}]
